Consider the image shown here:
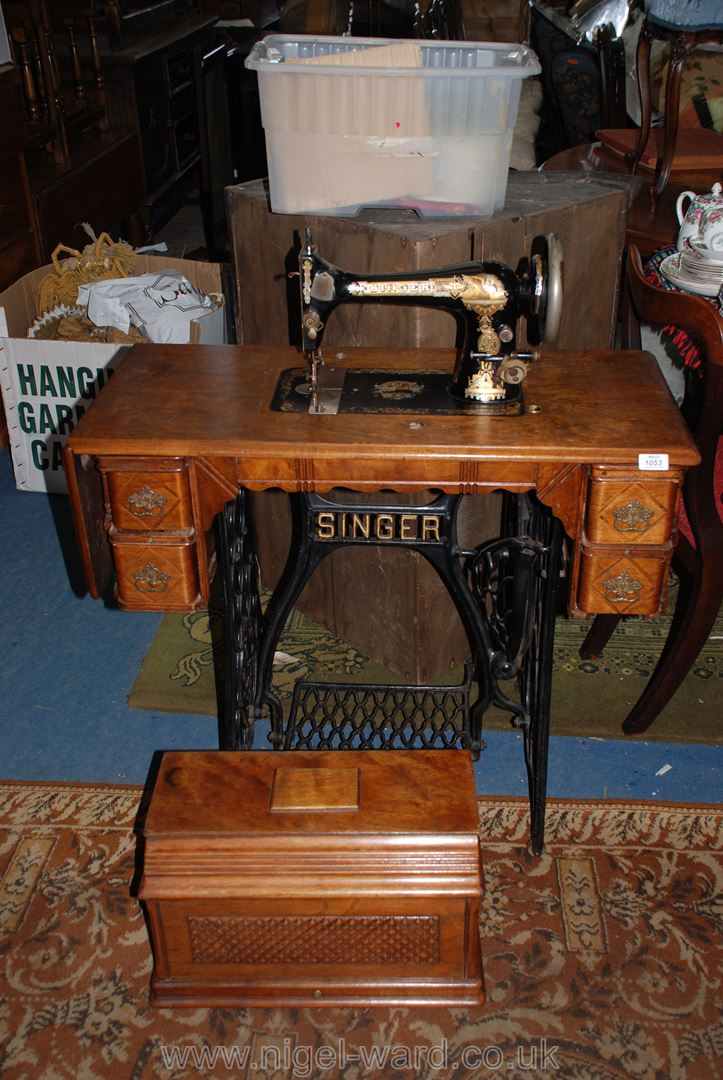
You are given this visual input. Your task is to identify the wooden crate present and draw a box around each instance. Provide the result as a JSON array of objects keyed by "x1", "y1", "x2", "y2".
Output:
[
  {"x1": 139, "y1": 749, "x2": 484, "y2": 1007},
  {"x1": 227, "y1": 172, "x2": 634, "y2": 679}
]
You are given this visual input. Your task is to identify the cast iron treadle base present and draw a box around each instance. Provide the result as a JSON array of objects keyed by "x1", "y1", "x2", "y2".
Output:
[
  {"x1": 218, "y1": 488, "x2": 564, "y2": 854},
  {"x1": 283, "y1": 665, "x2": 482, "y2": 755}
]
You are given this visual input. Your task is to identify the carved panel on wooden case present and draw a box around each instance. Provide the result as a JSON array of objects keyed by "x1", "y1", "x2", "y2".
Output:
[
  {"x1": 585, "y1": 470, "x2": 679, "y2": 547},
  {"x1": 577, "y1": 549, "x2": 670, "y2": 615},
  {"x1": 110, "y1": 531, "x2": 201, "y2": 610},
  {"x1": 107, "y1": 470, "x2": 193, "y2": 532},
  {"x1": 188, "y1": 914, "x2": 440, "y2": 965}
]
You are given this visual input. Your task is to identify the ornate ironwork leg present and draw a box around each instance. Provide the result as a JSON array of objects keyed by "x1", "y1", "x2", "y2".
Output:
[
  {"x1": 216, "y1": 490, "x2": 262, "y2": 750},
  {"x1": 517, "y1": 496, "x2": 564, "y2": 855},
  {"x1": 216, "y1": 487, "x2": 564, "y2": 853},
  {"x1": 255, "y1": 494, "x2": 333, "y2": 746},
  {"x1": 466, "y1": 493, "x2": 564, "y2": 853}
]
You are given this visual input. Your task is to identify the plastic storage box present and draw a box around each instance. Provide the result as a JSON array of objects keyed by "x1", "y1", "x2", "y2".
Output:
[{"x1": 245, "y1": 35, "x2": 541, "y2": 217}]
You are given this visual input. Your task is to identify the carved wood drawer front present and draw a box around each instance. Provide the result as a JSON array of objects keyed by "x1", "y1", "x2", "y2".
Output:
[
  {"x1": 577, "y1": 548, "x2": 670, "y2": 616},
  {"x1": 109, "y1": 530, "x2": 200, "y2": 611},
  {"x1": 106, "y1": 467, "x2": 193, "y2": 532},
  {"x1": 585, "y1": 469, "x2": 679, "y2": 546}
]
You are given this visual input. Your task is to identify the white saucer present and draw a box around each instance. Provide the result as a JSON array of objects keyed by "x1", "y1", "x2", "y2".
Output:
[
  {"x1": 687, "y1": 239, "x2": 723, "y2": 266},
  {"x1": 679, "y1": 254, "x2": 723, "y2": 284},
  {"x1": 660, "y1": 252, "x2": 723, "y2": 297}
]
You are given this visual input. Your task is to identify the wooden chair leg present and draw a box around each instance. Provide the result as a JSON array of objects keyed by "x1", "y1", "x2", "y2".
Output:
[
  {"x1": 622, "y1": 561, "x2": 721, "y2": 734},
  {"x1": 626, "y1": 25, "x2": 652, "y2": 174},
  {"x1": 651, "y1": 33, "x2": 688, "y2": 206},
  {"x1": 579, "y1": 615, "x2": 621, "y2": 660}
]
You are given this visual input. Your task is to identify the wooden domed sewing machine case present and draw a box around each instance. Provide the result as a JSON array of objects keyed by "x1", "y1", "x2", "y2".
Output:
[{"x1": 139, "y1": 749, "x2": 484, "y2": 1007}]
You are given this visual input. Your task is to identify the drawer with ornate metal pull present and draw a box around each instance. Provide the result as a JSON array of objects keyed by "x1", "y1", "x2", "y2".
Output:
[
  {"x1": 577, "y1": 546, "x2": 671, "y2": 616},
  {"x1": 101, "y1": 459, "x2": 193, "y2": 533},
  {"x1": 584, "y1": 467, "x2": 681, "y2": 547},
  {"x1": 109, "y1": 529, "x2": 201, "y2": 611}
]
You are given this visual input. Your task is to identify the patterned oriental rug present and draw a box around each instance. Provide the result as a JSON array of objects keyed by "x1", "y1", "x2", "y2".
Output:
[
  {"x1": 128, "y1": 598, "x2": 723, "y2": 743},
  {"x1": 0, "y1": 781, "x2": 720, "y2": 1080}
]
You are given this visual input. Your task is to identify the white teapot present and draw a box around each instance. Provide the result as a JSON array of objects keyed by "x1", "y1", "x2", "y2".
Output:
[{"x1": 676, "y1": 182, "x2": 723, "y2": 251}]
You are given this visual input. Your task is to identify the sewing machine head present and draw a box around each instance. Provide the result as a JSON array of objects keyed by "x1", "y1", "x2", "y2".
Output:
[{"x1": 298, "y1": 229, "x2": 563, "y2": 409}]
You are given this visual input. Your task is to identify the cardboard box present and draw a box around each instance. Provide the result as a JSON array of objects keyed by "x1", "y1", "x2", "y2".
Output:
[{"x1": 0, "y1": 254, "x2": 225, "y2": 494}]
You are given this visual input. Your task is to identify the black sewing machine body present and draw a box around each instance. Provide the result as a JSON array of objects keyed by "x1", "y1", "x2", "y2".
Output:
[{"x1": 272, "y1": 231, "x2": 563, "y2": 415}]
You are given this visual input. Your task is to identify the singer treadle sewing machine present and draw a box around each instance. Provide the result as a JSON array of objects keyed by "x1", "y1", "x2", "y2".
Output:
[
  {"x1": 254, "y1": 229, "x2": 567, "y2": 854},
  {"x1": 272, "y1": 229, "x2": 563, "y2": 415}
]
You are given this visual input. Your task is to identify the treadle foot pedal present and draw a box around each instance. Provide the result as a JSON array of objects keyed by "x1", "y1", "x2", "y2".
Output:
[{"x1": 283, "y1": 665, "x2": 475, "y2": 751}]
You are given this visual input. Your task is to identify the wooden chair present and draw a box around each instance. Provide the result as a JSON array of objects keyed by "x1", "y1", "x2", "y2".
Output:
[
  {"x1": 579, "y1": 245, "x2": 723, "y2": 735},
  {"x1": 626, "y1": 1, "x2": 723, "y2": 210}
]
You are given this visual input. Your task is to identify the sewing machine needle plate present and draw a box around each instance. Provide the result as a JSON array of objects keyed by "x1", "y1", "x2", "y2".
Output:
[{"x1": 272, "y1": 368, "x2": 523, "y2": 416}]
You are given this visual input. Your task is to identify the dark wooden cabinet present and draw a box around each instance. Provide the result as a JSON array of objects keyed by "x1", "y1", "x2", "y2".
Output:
[
  {"x1": 103, "y1": 16, "x2": 218, "y2": 234},
  {"x1": 0, "y1": 62, "x2": 39, "y2": 450},
  {"x1": 0, "y1": 0, "x2": 145, "y2": 261},
  {"x1": 0, "y1": 64, "x2": 39, "y2": 290}
]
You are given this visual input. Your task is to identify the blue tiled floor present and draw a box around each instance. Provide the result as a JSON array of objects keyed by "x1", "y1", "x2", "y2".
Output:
[{"x1": 0, "y1": 449, "x2": 720, "y2": 801}]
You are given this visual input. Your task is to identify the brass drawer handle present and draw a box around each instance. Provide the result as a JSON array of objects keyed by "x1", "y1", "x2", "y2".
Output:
[
  {"x1": 127, "y1": 484, "x2": 168, "y2": 518},
  {"x1": 132, "y1": 563, "x2": 171, "y2": 593},
  {"x1": 604, "y1": 569, "x2": 643, "y2": 604},
  {"x1": 612, "y1": 499, "x2": 654, "y2": 534}
]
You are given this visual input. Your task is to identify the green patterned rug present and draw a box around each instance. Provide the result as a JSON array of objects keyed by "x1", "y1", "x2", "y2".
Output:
[{"x1": 128, "y1": 592, "x2": 722, "y2": 743}]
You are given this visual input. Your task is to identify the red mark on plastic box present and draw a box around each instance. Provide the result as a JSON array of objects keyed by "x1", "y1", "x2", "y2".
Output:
[{"x1": 395, "y1": 121, "x2": 401, "y2": 128}]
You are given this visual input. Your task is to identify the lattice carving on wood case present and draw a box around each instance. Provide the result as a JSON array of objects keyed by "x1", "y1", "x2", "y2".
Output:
[{"x1": 188, "y1": 914, "x2": 441, "y2": 965}]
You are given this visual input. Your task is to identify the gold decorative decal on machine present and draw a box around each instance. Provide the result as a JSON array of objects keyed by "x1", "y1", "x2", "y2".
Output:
[
  {"x1": 348, "y1": 273, "x2": 509, "y2": 405},
  {"x1": 347, "y1": 272, "x2": 506, "y2": 304},
  {"x1": 127, "y1": 484, "x2": 168, "y2": 518},
  {"x1": 475, "y1": 315, "x2": 501, "y2": 356},
  {"x1": 132, "y1": 563, "x2": 171, "y2": 593},
  {"x1": 603, "y1": 569, "x2": 643, "y2": 604},
  {"x1": 301, "y1": 257, "x2": 312, "y2": 304},
  {"x1": 612, "y1": 499, "x2": 655, "y2": 533},
  {"x1": 372, "y1": 380, "x2": 424, "y2": 401},
  {"x1": 465, "y1": 359, "x2": 506, "y2": 402}
]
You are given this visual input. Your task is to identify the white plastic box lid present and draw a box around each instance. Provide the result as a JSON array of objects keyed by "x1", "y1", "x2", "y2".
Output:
[{"x1": 246, "y1": 34, "x2": 541, "y2": 78}]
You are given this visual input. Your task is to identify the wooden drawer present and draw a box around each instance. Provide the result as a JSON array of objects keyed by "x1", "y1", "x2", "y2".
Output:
[
  {"x1": 110, "y1": 530, "x2": 201, "y2": 611},
  {"x1": 105, "y1": 465, "x2": 193, "y2": 532},
  {"x1": 577, "y1": 547, "x2": 671, "y2": 615},
  {"x1": 585, "y1": 468, "x2": 680, "y2": 546}
]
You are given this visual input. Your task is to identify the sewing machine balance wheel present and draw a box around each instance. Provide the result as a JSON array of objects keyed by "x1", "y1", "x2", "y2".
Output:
[{"x1": 531, "y1": 234, "x2": 563, "y2": 343}]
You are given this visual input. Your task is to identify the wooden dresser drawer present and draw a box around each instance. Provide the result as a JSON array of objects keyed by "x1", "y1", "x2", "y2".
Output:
[
  {"x1": 105, "y1": 465, "x2": 193, "y2": 532},
  {"x1": 577, "y1": 548, "x2": 671, "y2": 616},
  {"x1": 585, "y1": 468, "x2": 680, "y2": 546},
  {"x1": 110, "y1": 530, "x2": 201, "y2": 611}
]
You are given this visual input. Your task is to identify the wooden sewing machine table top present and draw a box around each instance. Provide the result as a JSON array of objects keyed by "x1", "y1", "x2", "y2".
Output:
[{"x1": 65, "y1": 343, "x2": 699, "y2": 619}]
